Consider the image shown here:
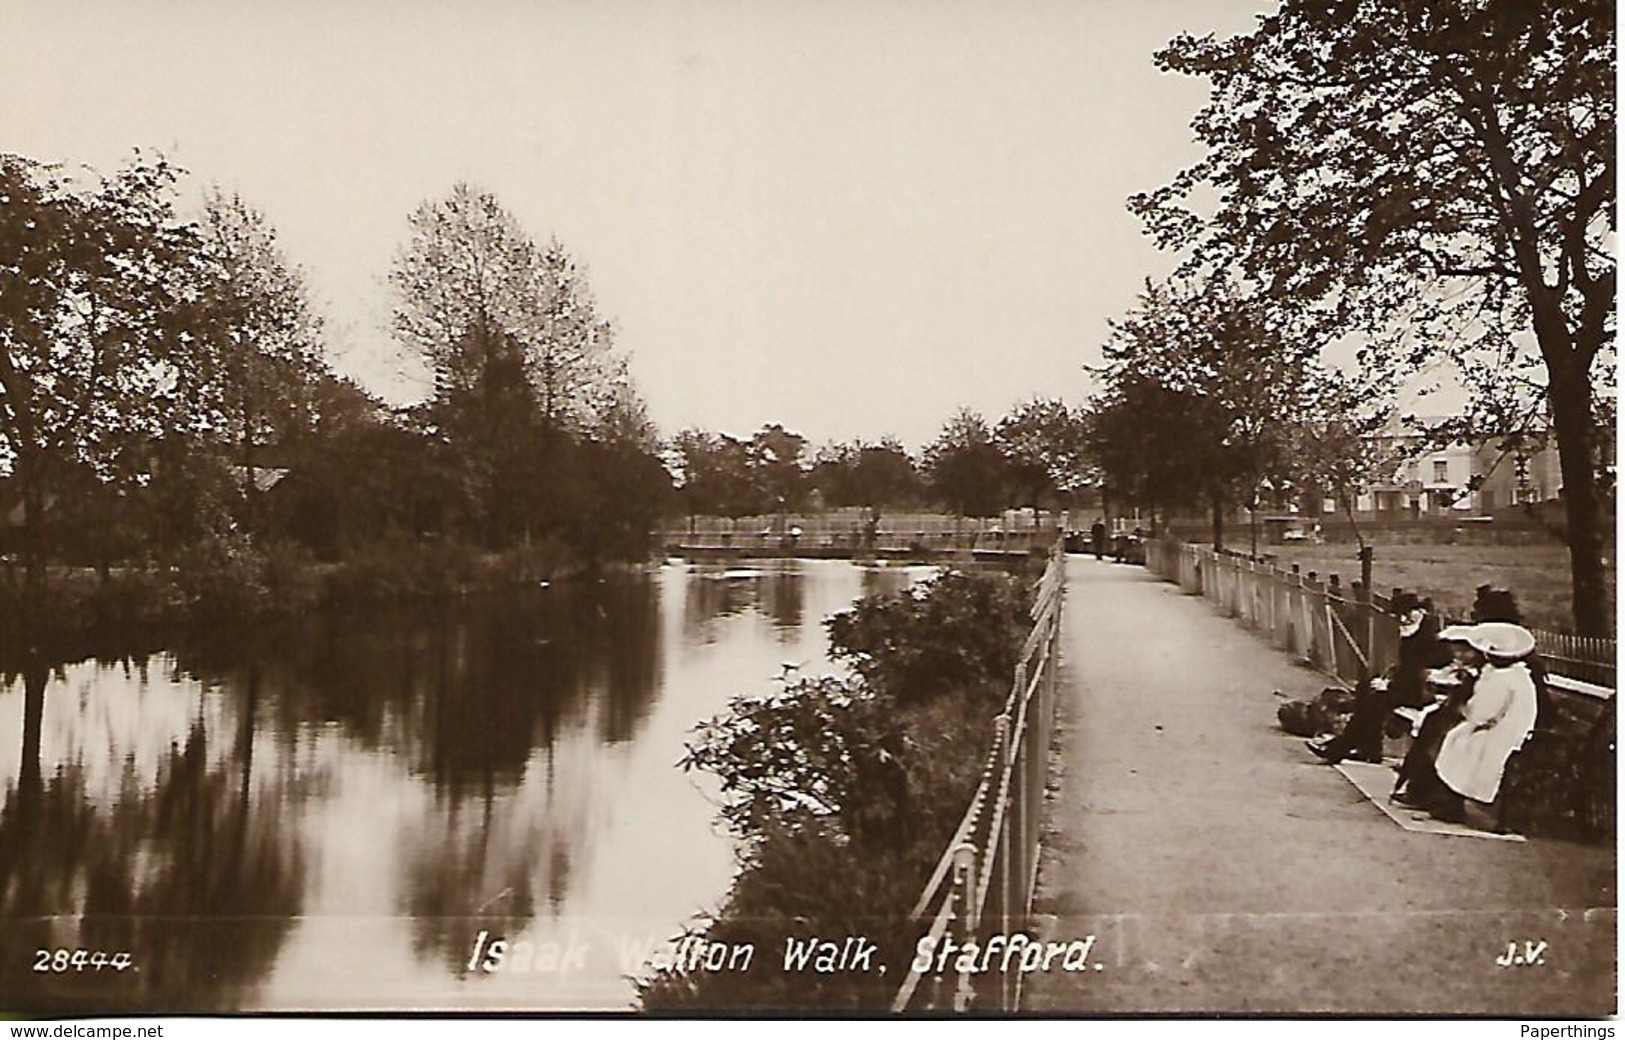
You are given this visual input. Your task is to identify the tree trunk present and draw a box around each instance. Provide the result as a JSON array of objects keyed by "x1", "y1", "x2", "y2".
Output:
[
  {"x1": 1210, "y1": 493, "x2": 1225, "y2": 553},
  {"x1": 241, "y1": 397, "x2": 258, "y2": 532},
  {"x1": 17, "y1": 662, "x2": 46, "y2": 823},
  {"x1": 1547, "y1": 358, "x2": 1610, "y2": 637},
  {"x1": 19, "y1": 458, "x2": 45, "y2": 603}
]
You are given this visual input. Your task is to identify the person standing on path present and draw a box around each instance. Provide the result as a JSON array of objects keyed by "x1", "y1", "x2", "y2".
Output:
[{"x1": 1090, "y1": 518, "x2": 1107, "y2": 560}]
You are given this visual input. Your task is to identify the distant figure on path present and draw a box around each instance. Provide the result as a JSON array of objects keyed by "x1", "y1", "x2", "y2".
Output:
[{"x1": 1090, "y1": 518, "x2": 1107, "y2": 560}]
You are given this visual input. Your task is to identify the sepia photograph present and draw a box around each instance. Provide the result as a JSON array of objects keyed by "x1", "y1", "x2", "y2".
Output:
[{"x1": 0, "y1": 0, "x2": 1615, "y2": 1023}]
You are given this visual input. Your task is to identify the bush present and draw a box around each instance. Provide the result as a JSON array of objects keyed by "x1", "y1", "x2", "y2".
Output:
[
  {"x1": 322, "y1": 536, "x2": 485, "y2": 605},
  {"x1": 639, "y1": 568, "x2": 1033, "y2": 1010},
  {"x1": 258, "y1": 539, "x2": 323, "y2": 615},
  {"x1": 172, "y1": 529, "x2": 273, "y2": 621},
  {"x1": 826, "y1": 569, "x2": 1032, "y2": 707}
]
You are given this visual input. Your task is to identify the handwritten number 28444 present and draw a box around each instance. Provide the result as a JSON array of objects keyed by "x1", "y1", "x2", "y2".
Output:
[{"x1": 31, "y1": 949, "x2": 134, "y2": 973}]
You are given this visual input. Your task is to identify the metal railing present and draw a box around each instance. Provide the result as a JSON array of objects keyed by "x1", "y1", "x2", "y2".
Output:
[
  {"x1": 1144, "y1": 538, "x2": 1616, "y2": 695},
  {"x1": 890, "y1": 540, "x2": 1066, "y2": 1013},
  {"x1": 663, "y1": 511, "x2": 1067, "y2": 554}
]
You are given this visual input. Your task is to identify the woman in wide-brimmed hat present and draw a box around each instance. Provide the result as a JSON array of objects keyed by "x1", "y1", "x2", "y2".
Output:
[{"x1": 1431, "y1": 622, "x2": 1540, "y2": 822}]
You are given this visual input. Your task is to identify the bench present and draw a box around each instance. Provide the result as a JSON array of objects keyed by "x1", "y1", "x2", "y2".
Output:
[
  {"x1": 1548, "y1": 674, "x2": 1613, "y2": 701},
  {"x1": 1390, "y1": 673, "x2": 1612, "y2": 726}
]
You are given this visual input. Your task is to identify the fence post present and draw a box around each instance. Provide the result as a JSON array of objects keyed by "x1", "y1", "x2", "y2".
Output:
[
  {"x1": 1307, "y1": 572, "x2": 1323, "y2": 668},
  {"x1": 1354, "y1": 576, "x2": 1373, "y2": 685},
  {"x1": 1326, "y1": 573, "x2": 1342, "y2": 679},
  {"x1": 950, "y1": 842, "x2": 978, "y2": 1012}
]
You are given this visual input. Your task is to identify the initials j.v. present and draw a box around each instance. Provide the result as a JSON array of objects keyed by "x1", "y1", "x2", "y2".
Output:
[{"x1": 1497, "y1": 940, "x2": 1548, "y2": 967}]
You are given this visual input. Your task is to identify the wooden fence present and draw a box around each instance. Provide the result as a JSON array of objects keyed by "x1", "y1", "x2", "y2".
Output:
[{"x1": 1144, "y1": 539, "x2": 1616, "y2": 693}]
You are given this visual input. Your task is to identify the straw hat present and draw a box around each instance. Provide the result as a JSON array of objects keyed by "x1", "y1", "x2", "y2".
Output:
[
  {"x1": 1437, "y1": 624, "x2": 1478, "y2": 644},
  {"x1": 1465, "y1": 622, "x2": 1536, "y2": 661}
]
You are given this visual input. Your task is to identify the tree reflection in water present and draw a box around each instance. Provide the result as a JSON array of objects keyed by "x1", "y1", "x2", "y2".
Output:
[
  {"x1": 681, "y1": 562, "x2": 807, "y2": 645},
  {"x1": 0, "y1": 662, "x2": 307, "y2": 1012},
  {"x1": 0, "y1": 565, "x2": 865, "y2": 1010}
]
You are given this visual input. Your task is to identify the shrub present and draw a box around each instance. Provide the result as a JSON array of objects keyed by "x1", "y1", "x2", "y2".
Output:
[
  {"x1": 172, "y1": 529, "x2": 272, "y2": 621},
  {"x1": 826, "y1": 569, "x2": 1032, "y2": 706},
  {"x1": 639, "y1": 567, "x2": 1032, "y2": 1010}
]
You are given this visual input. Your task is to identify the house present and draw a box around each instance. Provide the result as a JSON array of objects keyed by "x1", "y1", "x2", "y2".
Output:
[{"x1": 1348, "y1": 414, "x2": 1574, "y2": 517}]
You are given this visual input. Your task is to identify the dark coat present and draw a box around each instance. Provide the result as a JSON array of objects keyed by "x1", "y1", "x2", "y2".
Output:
[{"x1": 1389, "y1": 614, "x2": 1446, "y2": 709}]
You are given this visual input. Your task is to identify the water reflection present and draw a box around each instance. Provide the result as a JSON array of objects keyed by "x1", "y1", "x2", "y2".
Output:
[
  {"x1": 0, "y1": 661, "x2": 308, "y2": 1012},
  {"x1": 0, "y1": 560, "x2": 912, "y2": 1011}
]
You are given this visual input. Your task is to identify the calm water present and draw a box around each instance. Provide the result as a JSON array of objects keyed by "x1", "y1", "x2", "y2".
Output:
[{"x1": 0, "y1": 559, "x2": 932, "y2": 1012}]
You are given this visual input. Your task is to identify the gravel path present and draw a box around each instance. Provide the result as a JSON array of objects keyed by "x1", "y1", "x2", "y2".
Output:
[{"x1": 1023, "y1": 556, "x2": 1616, "y2": 1015}]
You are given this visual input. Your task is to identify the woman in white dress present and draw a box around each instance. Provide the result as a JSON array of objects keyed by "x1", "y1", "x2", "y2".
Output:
[{"x1": 1432, "y1": 622, "x2": 1540, "y2": 823}]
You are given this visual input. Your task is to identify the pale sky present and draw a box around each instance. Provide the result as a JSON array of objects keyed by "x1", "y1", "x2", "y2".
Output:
[{"x1": 4, "y1": 0, "x2": 1275, "y2": 450}]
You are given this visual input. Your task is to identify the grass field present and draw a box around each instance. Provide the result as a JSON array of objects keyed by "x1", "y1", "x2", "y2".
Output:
[{"x1": 1261, "y1": 542, "x2": 1613, "y2": 635}]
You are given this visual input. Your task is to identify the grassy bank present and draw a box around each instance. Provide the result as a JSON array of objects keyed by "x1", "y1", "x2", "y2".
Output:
[
  {"x1": 636, "y1": 564, "x2": 1038, "y2": 1012},
  {"x1": 0, "y1": 535, "x2": 588, "y2": 670},
  {"x1": 1261, "y1": 542, "x2": 1613, "y2": 634}
]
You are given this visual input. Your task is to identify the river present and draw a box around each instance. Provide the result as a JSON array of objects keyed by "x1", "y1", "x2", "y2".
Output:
[{"x1": 0, "y1": 559, "x2": 934, "y2": 1012}]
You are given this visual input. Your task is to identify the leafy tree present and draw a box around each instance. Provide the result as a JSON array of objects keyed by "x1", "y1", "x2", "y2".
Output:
[
  {"x1": 923, "y1": 408, "x2": 1008, "y2": 517},
  {"x1": 0, "y1": 153, "x2": 213, "y2": 599},
  {"x1": 391, "y1": 184, "x2": 625, "y2": 432},
  {"x1": 671, "y1": 428, "x2": 761, "y2": 518},
  {"x1": 194, "y1": 189, "x2": 327, "y2": 518},
  {"x1": 994, "y1": 398, "x2": 1091, "y2": 508},
  {"x1": 390, "y1": 184, "x2": 544, "y2": 396},
  {"x1": 1281, "y1": 381, "x2": 1391, "y2": 532},
  {"x1": 669, "y1": 424, "x2": 815, "y2": 518},
  {"x1": 807, "y1": 438, "x2": 921, "y2": 514},
  {"x1": 533, "y1": 239, "x2": 623, "y2": 431},
  {"x1": 390, "y1": 184, "x2": 639, "y2": 546},
  {"x1": 849, "y1": 438, "x2": 922, "y2": 511},
  {"x1": 748, "y1": 423, "x2": 809, "y2": 512},
  {"x1": 1133, "y1": 0, "x2": 1616, "y2": 633},
  {"x1": 1096, "y1": 278, "x2": 1314, "y2": 548}
]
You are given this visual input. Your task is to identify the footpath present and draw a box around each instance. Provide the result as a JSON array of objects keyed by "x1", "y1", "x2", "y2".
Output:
[{"x1": 1024, "y1": 556, "x2": 1616, "y2": 1015}]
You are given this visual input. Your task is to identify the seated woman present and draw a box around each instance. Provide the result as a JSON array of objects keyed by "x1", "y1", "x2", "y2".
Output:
[
  {"x1": 1391, "y1": 625, "x2": 1479, "y2": 806},
  {"x1": 1307, "y1": 592, "x2": 1442, "y2": 765},
  {"x1": 1471, "y1": 585, "x2": 1553, "y2": 727},
  {"x1": 1429, "y1": 622, "x2": 1540, "y2": 825}
]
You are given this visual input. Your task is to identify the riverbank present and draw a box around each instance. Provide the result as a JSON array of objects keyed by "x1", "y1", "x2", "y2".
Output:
[
  {"x1": 0, "y1": 536, "x2": 597, "y2": 671},
  {"x1": 636, "y1": 564, "x2": 1039, "y2": 1011}
]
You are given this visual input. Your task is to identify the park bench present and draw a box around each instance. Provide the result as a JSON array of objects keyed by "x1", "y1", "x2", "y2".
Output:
[
  {"x1": 1383, "y1": 670, "x2": 1614, "y2": 839},
  {"x1": 1547, "y1": 673, "x2": 1613, "y2": 701},
  {"x1": 1390, "y1": 671, "x2": 1611, "y2": 727}
]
